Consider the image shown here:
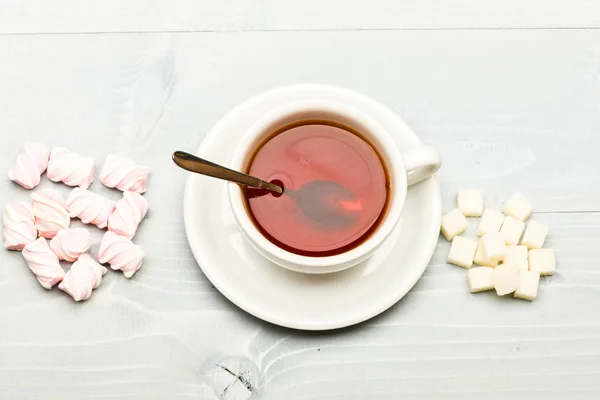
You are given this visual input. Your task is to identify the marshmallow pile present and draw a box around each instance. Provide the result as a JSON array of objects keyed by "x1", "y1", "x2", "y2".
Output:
[
  {"x1": 441, "y1": 190, "x2": 554, "y2": 302},
  {"x1": 3, "y1": 142, "x2": 150, "y2": 301}
]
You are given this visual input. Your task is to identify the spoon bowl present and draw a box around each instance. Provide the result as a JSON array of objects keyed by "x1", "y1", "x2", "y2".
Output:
[{"x1": 285, "y1": 180, "x2": 361, "y2": 229}]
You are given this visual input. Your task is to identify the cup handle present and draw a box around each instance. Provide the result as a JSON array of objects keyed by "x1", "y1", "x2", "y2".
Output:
[{"x1": 403, "y1": 146, "x2": 442, "y2": 186}]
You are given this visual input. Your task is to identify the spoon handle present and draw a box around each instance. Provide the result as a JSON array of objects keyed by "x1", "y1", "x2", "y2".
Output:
[{"x1": 172, "y1": 151, "x2": 283, "y2": 194}]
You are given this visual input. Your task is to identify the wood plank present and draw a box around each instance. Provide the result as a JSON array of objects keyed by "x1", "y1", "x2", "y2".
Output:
[
  {"x1": 0, "y1": 0, "x2": 599, "y2": 34},
  {"x1": 254, "y1": 212, "x2": 600, "y2": 399},
  {"x1": 2, "y1": 207, "x2": 598, "y2": 398},
  {"x1": 0, "y1": 29, "x2": 598, "y2": 211}
]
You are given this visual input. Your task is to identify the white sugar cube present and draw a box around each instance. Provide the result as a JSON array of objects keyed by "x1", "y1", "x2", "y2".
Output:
[
  {"x1": 503, "y1": 192, "x2": 533, "y2": 222},
  {"x1": 457, "y1": 189, "x2": 484, "y2": 217},
  {"x1": 514, "y1": 270, "x2": 540, "y2": 301},
  {"x1": 480, "y1": 232, "x2": 506, "y2": 263},
  {"x1": 473, "y1": 237, "x2": 498, "y2": 268},
  {"x1": 499, "y1": 216, "x2": 525, "y2": 246},
  {"x1": 440, "y1": 208, "x2": 468, "y2": 241},
  {"x1": 504, "y1": 245, "x2": 529, "y2": 272},
  {"x1": 467, "y1": 267, "x2": 494, "y2": 293},
  {"x1": 447, "y1": 236, "x2": 478, "y2": 269},
  {"x1": 529, "y1": 248, "x2": 555, "y2": 276},
  {"x1": 521, "y1": 220, "x2": 548, "y2": 249},
  {"x1": 491, "y1": 263, "x2": 520, "y2": 296},
  {"x1": 476, "y1": 208, "x2": 505, "y2": 236}
]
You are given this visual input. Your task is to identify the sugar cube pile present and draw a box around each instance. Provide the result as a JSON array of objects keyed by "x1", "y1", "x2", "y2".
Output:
[{"x1": 441, "y1": 190, "x2": 555, "y2": 302}]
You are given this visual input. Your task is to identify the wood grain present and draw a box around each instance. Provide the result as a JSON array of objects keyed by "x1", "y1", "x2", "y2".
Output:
[{"x1": 0, "y1": 25, "x2": 599, "y2": 400}]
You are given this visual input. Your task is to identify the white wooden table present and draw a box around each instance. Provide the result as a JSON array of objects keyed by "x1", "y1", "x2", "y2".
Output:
[{"x1": 1, "y1": 1, "x2": 600, "y2": 399}]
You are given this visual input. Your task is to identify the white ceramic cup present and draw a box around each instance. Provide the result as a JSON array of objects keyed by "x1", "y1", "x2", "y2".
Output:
[{"x1": 228, "y1": 100, "x2": 441, "y2": 274}]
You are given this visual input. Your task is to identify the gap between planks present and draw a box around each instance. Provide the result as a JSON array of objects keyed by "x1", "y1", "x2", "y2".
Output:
[{"x1": 1, "y1": 26, "x2": 600, "y2": 37}]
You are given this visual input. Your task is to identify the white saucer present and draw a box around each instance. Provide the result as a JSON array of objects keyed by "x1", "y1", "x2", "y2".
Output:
[{"x1": 183, "y1": 84, "x2": 441, "y2": 330}]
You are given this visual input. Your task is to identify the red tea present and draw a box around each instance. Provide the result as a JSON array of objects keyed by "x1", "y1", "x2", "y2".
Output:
[{"x1": 244, "y1": 122, "x2": 389, "y2": 257}]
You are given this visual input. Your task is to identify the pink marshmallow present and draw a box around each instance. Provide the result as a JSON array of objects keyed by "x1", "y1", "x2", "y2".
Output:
[
  {"x1": 50, "y1": 228, "x2": 90, "y2": 262},
  {"x1": 108, "y1": 191, "x2": 148, "y2": 239},
  {"x1": 22, "y1": 237, "x2": 65, "y2": 289},
  {"x1": 66, "y1": 188, "x2": 116, "y2": 229},
  {"x1": 31, "y1": 188, "x2": 70, "y2": 239},
  {"x1": 3, "y1": 201, "x2": 37, "y2": 250},
  {"x1": 97, "y1": 231, "x2": 143, "y2": 278},
  {"x1": 59, "y1": 253, "x2": 107, "y2": 301},
  {"x1": 47, "y1": 147, "x2": 95, "y2": 189},
  {"x1": 8, "y1": 142, "x2": 50, "y2": 189},
  {"x1": 100, "y1": 154, "x2": 150, "y2": 194}
]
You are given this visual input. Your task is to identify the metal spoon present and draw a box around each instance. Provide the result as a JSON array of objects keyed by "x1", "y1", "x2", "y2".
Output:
[{"x1": 172, "y1": 151, "x2": 360, "y2": 228}]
